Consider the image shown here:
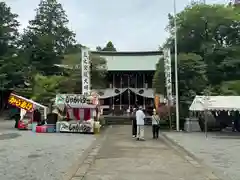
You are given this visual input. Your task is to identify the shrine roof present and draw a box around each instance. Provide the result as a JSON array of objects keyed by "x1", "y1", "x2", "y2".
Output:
[{"x1": 91, "y1": 51, "x2": 162, "y2": 71}]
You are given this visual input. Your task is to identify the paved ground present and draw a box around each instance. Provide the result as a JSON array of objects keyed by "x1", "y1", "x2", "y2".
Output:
[
  {"x1": 72, "y1": 125, "x2": 219, "y2": 180},
  {"x1": 163, "y1": 131, "x2": 240, "y2": 180},
  {"x1": 0, "y1": 120, "x2": 96, "y2": 180}
]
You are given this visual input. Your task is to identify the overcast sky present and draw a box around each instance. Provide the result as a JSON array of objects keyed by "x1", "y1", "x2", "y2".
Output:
[{"x1": 5, "y1": 0, "x2": 228, "y2": 51}]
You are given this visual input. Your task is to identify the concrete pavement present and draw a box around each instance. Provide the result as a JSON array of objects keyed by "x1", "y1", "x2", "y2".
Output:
[
  {"x1": 71, "y1": 126, "x2": 220, "y2": 180},
  {"x1": 162, "y1": 131, "x2": 240, "y2": 180}
]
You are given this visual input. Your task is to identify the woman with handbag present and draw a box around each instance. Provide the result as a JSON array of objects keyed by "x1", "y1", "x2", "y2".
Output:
[{"x1": 152, "y1": 109, "x2": 160, "y2": 139}]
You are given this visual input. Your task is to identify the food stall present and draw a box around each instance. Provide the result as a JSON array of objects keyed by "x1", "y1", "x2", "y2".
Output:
[
  {"x1": 53, "y1": 93, "x2": 100, "y2": 134},
  {"x1": 8, "y1": 93, "x2": 48, "y2": 130}
]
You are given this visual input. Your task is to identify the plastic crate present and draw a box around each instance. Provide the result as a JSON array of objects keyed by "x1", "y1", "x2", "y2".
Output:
[
  {"x1": 46, "y1": 124, "x2": 56, "y2": 133},
  {"x1": 36, "y1": 125, "x2": 47, "y2": 133}
]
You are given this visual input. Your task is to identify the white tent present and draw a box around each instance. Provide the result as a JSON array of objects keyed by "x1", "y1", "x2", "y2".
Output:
[{"x1": 189, "y1": 96, "x2": 240, "y2": 111}]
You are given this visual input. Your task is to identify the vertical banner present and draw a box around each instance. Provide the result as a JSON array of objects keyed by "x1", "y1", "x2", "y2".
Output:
[
  {"x1": 163, "y1": 49, "x2": 173, "y2": 105},
  {"x1": 81, "y1": 48, "x2": 90, "y2": 96}
]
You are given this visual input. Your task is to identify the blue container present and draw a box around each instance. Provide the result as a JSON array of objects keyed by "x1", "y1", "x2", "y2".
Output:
[
  {"x1": 32, "y1": 123, "x2": 38, "y2": 132},
  {"x1": 46, "y1": 124, "x2": 56, "y2": 133},
  {"x1": 56, "y1": 122, "x2": 61, "y2": 133}
]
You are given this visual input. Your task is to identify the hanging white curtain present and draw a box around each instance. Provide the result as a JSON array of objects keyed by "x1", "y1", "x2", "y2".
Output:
[
  {"x1": 97, "y1": 88, "x2": 128, "y2": 99},
  {"x1": 129, "y1": 88, "x2": 154, "y2": 98}
]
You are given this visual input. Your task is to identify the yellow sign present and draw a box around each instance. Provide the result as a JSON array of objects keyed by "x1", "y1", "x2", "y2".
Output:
[{"x1": 8, "y1": 94, "x2": 33, "y2": 111}]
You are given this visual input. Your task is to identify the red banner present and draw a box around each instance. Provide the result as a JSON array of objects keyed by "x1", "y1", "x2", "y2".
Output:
[{"x1": 8, "y1": 94, "x2": 33, "y2": 112}]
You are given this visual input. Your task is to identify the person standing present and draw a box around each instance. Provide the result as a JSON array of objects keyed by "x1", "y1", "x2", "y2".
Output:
[
  {"x1": 152, "y1": 109, "x2": 160, "y2": 139},
  {"x1": 132, "y1": 108, "x2": 137, "y2": 138},
  {"x1": 136, "y1": 106, "x2": 145, "y2": 140}
]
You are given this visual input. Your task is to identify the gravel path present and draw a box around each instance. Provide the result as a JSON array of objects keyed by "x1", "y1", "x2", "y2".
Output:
[
  {"x1": 163, "y1": 131, "x2": 240, "y2": 180},
  {"x1": 0, "y1": 121, "x2": 96, "y2": 180}
]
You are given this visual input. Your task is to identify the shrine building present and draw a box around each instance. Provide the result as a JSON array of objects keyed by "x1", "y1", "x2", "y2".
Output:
[{"x1": 91, "y1": 51, "x2": 163, "y2": 110}]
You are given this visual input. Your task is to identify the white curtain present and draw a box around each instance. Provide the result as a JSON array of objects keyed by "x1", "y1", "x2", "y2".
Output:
[
  {"x1": 97, "y1": 88, "x2": 127, "y2": 99},
  {"x1": 129, "y1": 88, "x2": 154, "y2": 98}
]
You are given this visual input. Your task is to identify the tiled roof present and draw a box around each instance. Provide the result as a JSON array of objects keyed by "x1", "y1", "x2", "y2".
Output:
[{"x1": 91, "y1": 51, "x2": 162, "y2": 71}]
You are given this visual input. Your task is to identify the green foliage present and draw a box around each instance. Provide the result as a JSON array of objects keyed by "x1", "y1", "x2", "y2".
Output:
[
  {"x1": 20, "y1": 0, "x2": 75, "y2": 75},
  {"x1": 177, "y1": 53, "x2": 207, "y2": 102},
  {"x1": 0, "y1": 2, "x2": 25, "y2": 90},
  {"x1": 153, "y1": 2, "x2": 240, "y2": 119},
  {"x1": 152, "y1": 57, "x2": 165, "y2": 95},
  {"x1": 32, "y1": 74, "x2": 66, "y2": 103},
  {"x1": 1, "y1": 0, "x2": 108, "y2": 104},
  {"x1": 62, "y1": 50, "x2": 107, "y2": 92},
  {"x1": 97, "y1": 41, "x2": 117, "y2": 51},
  {"x1": 220, "y1": 80, "x2": 240, "y2": 95}
]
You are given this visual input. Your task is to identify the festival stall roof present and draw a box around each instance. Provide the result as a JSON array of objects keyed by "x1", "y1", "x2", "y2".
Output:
[
  {"x1": 91, "y1": 51, "x2": 162, "y2": 71},
  {"x1": 12, "y1": 93, "x2": 47, "y2": 109},
  {"x1": 189, "y1": 96, "x2": 240, "y2": 111}
]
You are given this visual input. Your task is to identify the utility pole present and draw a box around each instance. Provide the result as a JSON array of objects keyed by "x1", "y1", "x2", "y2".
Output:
[{"x1": 173, "y1": 0, "x2": 180, "y2": 131}]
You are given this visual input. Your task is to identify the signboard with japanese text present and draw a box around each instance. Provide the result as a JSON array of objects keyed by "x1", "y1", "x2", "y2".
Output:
[
  {"x1": 8, "y1": 93, "x2": 33, "y2": 111},
  {"x1": 59, "y1": 120, "x2": 94, "y2": 133},
  {"x1": 163, "y1": 49, "x2": 173, "y2": 105},
  {"x1": 56, "y1": 94, "x2": 88, "y2": 105},
  {"x1": 81, "y1": 48, "x2": 90, "y2": 96}
]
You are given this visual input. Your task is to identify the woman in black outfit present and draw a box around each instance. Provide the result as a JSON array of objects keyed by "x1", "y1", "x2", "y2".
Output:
[{"x1": 132, "y1": 106, "x2": 138, "y2": 138}]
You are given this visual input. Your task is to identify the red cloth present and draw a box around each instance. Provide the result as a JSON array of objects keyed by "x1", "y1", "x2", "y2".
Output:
[
  {"x1": 84, "y1": 108, "x2": 91, "y2": 121},
  {"x1": 73, "y1": 108, "x2": 80, "y2": 120}
]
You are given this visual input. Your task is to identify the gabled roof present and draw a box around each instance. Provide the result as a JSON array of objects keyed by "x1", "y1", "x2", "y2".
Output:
[
  {"x1": 189, "y1": 96, "x2": 240, "y2": 111},
  {"x1": 91, "y1": 51, "x2": 162, "y2": 71}
]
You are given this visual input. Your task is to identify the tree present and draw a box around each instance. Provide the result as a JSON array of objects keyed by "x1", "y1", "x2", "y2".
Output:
[
  {"x1": 96, "y1": 46, "x2": 102, "y2": 51},
  {"x1": 161, "y1": 3, "x2": 240, "y2": 95},
  {"x1": 101, "y1": 41, "x2": 117, "y2": 51},
  {"x1": 176, "y1": 53, "x2": 207, "y2": 102},
  {"x1": 62, "y1": 48, "x2": 107, "y2": 93},
  {"x1": 220, "y1": 80, "x2": 240, "y2": 95},
  {"x1": 165, "y1": 3, "x2": 240, "y2": 88},
  {"x1": 152, "y1": 57, "x2": 165, "y2": 95},
  {"x1": 153, "y1": 2, "x2": 240, "y2": 124},
  {"x1": 0, "y1": 2, "x2": 26, "y2": 89},
  {"x1": 31, "y1": 74, "x2": 67, "y2": 104},
  {"x1": 21, "y1": 0, "x2": 76, "y2": 75}
]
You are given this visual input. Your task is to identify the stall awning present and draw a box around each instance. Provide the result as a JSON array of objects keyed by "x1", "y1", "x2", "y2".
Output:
[{"x1": 189, "y1": 96, "x2": 240, "y2": 111}]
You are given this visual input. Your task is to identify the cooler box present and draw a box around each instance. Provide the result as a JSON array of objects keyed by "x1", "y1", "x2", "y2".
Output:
[
  {"x1": 36, "y1": 125, "x2": 47, "y2": 133},
  {"x1": 46, "y1": 124, "x2": 56, "y2": 133}
]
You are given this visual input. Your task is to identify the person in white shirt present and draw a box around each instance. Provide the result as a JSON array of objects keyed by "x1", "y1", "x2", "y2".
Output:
[
  {"x1": 135, "y1": 106, "x2": 145, "y2": 140},
  {"x1": 152, "y1": 109, "x2": 160, "y2": 139}
]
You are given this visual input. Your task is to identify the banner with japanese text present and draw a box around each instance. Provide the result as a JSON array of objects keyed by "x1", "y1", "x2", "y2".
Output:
[
  {"x1": 8, "y1": 93, "x2": 33, "y2": 112},
  {"x1": 81, "y1": 48, "x2": 90, "y2": 96},
  {"x1": 163, "y1": 49, "x2": 173, "y2": 105}
]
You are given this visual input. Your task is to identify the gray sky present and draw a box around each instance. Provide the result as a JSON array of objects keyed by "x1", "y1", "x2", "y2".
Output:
[{"x1": 5, "y1": 0, "x2": 228, "y2": 51}]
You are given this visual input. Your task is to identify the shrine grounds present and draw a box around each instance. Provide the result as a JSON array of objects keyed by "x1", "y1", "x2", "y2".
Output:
[
  {"x1": 0, "y1": 120, "x2": 96, "y2": 180},
  {"x1": 1, "y1": 120, "x2": 239, "y2": 180}
]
